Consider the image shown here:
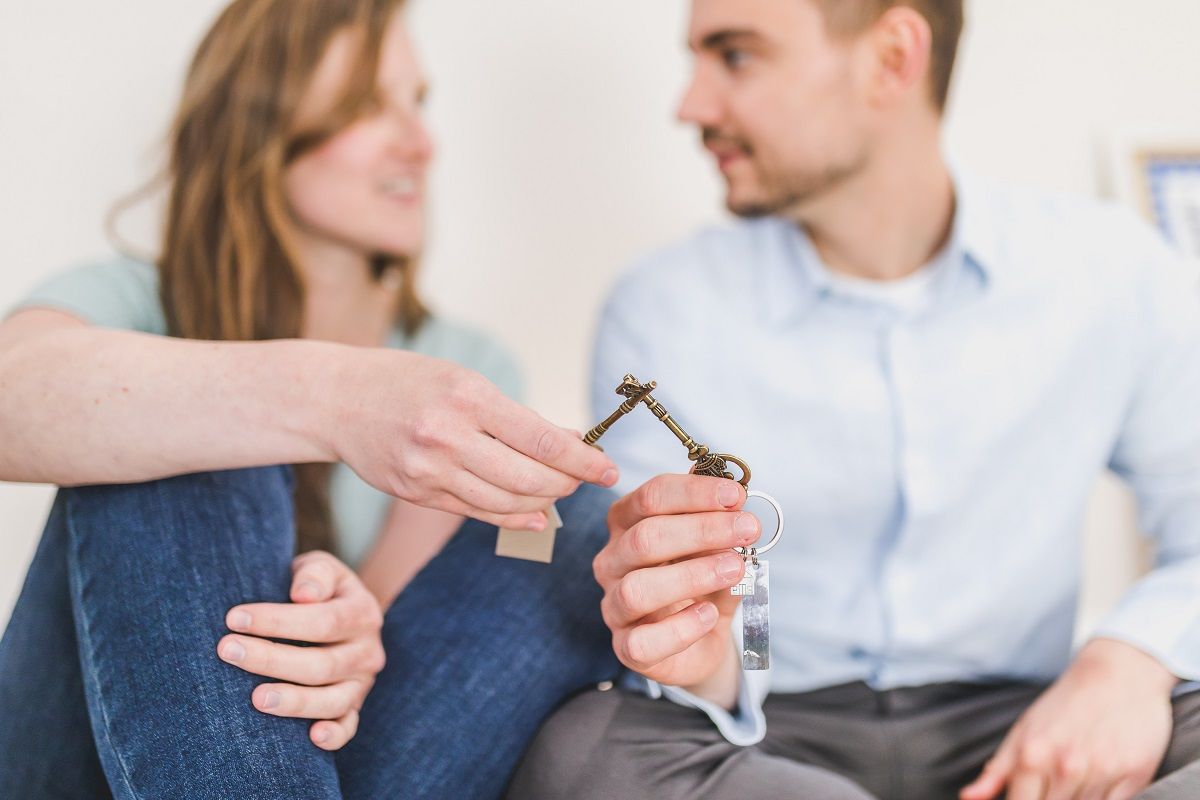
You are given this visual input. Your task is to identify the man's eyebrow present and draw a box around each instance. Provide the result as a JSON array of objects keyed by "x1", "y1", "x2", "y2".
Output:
[{"x1": 693, "y1": 28, "x2": 764, "y2": 52}]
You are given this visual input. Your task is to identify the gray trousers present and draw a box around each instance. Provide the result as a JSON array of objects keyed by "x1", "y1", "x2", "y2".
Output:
[{"x1": 507, "y1": 681, "x2": 1200, "y2": 800}]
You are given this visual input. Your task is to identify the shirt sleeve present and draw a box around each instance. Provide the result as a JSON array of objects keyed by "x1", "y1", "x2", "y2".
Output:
[
  {"x1": 6, "y1": 258, "x2": 166, "y2": 334},
  {"x1": 621, "y1": 665, "x2": 770, "y2": 746},
  {"x1": 593, "y1": 271, "x2": 771, "y2": 746},
  {"x1": 1093, "y1": 228, "x2": 1200, "y2": 680}
]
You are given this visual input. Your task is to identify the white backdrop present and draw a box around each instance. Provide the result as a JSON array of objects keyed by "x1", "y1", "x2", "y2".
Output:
[{"x1": 3, "y1": 0, "x2": 1199, "y2": 628}]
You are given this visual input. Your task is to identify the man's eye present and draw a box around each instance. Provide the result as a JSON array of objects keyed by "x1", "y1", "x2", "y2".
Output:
[{"x1": 722, "y1": 48, "x2": 749, "y2": 70}]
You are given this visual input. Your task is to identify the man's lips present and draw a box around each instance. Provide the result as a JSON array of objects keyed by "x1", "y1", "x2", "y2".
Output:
[{"x1": 708, "y1": 146, "x2": 749, "y2": 171}]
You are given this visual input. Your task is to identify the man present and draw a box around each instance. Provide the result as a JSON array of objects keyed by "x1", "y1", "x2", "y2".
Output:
[{"x1": 509, "y1": 1, "x2": 1200, "y2": 798}]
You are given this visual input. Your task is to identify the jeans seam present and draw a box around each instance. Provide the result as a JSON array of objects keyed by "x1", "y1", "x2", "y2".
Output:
[{"x1": 64, "y1": 492, "x2": 141, "y2": 800}]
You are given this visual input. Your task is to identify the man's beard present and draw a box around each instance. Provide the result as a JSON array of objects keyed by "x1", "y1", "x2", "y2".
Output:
[{"x1": 704, "y1": 129, "x2": 865, "y2": 219}]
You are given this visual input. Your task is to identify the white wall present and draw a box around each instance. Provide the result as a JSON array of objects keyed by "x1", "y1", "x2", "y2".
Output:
[{"x1": 2, "y1": 0, "x2": 1199, "y2": 628}]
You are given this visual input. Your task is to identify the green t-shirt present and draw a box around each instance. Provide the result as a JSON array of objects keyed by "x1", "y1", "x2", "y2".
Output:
[{"x1": 12, "y1": 256, "x2": 525, "y2": 567}]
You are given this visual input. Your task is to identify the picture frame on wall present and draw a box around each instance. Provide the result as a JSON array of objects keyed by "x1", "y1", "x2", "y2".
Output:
[{"x1": 1107, "y1": 133, "x2": 1200, "y2": 262}]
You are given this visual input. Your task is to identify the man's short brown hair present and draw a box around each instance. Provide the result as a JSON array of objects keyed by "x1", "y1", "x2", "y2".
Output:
[{"x1": 814, "y1": 0, "x2": 964, "y2": 112}]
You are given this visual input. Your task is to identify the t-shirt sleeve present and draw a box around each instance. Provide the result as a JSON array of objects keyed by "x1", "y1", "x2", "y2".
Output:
[
  {"x1": 465, "y1": 335, "x2": 526, "y2": 404},
  {"x1": 7, "y1": 258, "x2": 167, "y2": 335},
  {"x1": 409, "y1": 318, "x2": 527, "y2": 404}
]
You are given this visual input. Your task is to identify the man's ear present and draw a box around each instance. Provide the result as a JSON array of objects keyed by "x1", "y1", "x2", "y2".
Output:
[{"x1": 865, "y1": 6, "x2": 934, "y2": 110}]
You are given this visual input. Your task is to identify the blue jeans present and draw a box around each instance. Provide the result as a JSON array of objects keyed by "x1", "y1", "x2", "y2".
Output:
[{"x1": 0, "y1": 467, "x2": 620, "y2": 798}]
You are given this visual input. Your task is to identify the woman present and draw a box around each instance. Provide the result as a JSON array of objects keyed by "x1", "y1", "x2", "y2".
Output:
[{"x1": 0, "y1": 0, "x2": 620, "y2": 796}]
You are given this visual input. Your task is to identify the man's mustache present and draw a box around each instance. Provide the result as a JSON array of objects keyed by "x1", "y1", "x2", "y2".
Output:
[{"x1": 702, "y1": 128, "x2": 753, "y2": 154}]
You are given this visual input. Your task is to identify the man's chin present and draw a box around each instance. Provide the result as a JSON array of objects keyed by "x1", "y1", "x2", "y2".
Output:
[{"x1": 725, "y1": 191, "x2": 789, "y2": 219}]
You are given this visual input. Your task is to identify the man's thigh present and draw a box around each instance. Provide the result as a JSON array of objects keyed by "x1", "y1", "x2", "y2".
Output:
[
  {"x1": 507, "y1": 688, "x2": 876, "y2": 800},
  {"x1": 1140, "y1": 689, "x2": 1200, "y2": 798},
  {"x1": 763, "y1": 681, "x2": 1045, "y2": 800}
]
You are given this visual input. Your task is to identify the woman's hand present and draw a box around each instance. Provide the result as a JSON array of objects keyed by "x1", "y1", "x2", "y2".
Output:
[
  {"x1": 324, "y1": 351, "x2": 619, "y2": 531},
  {"x1": 218, "y1": 551, "x2": 386, "y2": 751}
]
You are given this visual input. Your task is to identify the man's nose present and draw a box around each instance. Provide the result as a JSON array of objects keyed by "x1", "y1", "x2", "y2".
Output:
[{"x1": 676, "y1": 72, "x2": 721, "y2": 128}]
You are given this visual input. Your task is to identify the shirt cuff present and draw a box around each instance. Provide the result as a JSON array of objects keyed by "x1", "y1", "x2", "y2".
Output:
[
  {"x1": 620, "y1": 668, "x2": 770, "y2": 746},
  {"x1": 1088, "y1": 556, "x2": 1200, "y2": 683}
]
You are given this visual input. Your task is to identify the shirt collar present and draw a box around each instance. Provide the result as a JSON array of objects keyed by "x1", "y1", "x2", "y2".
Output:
[{"x1": 762, "y1": 170, "x2": 1001, "y2": 326}]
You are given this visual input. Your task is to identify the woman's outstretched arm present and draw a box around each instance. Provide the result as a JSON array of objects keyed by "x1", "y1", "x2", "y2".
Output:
[{"x1": 0, "y1": 308, "x2": 618, "y2": 528}]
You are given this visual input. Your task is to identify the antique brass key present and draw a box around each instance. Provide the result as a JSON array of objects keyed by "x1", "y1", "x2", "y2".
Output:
[
  {"x1": 585, "y1": 374, "x2": 753, "y2": 487},
  {"x1": 585, "y1": 374, "x2": 783, "y2": 670}
]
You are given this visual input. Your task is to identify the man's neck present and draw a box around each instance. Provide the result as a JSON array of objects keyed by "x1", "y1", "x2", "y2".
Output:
[{"x1": 792, "y1": 139, "x2": 955, "y2": 283}]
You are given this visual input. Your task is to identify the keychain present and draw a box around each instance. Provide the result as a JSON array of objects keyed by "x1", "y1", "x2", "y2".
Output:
[{"x1": 584, "y1": 374, "x2": 785, "y2": 671}]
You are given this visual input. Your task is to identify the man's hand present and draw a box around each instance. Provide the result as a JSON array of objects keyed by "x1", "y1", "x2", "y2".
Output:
[
  {"x1": 593, "y1": 474, "x2": 761, "y2": 707},
  {"x1": 961, "y1": 638, "x2": 1177, "y2": 800},
  {"x1": 218, "y1": 551, "x2": 387, "y2": 751}
]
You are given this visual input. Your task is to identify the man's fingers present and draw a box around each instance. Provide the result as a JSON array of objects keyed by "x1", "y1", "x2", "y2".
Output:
[
  {"x1": 614, "y1": 602, "x2": 721, "y2": 671},
  {"x1": 600, "y1": 510, "x2": 760, "y2": 580},
  {"x1": 218, "y1": 635, "x2": 381, "y2": 686},
  {"x1": 961, "y1": 747, "x2": 1016, "y2": 800},
  {"x1": 226, "y1": 597, "x2": 376, "y2": 644},
  {"x1": 484, "y1": 400, "x2": 618, "y2": 487},
  {"x1": 1100, "y1": 778, "x2": 1145, "y2": 800},
  {"x1": 602, "y1": 552, "x2": 746, "y2": 627},
  {"x1": 311, "y1": 709, "x2": 359, "y2": 751},
  {"x1": 252, "y1": 680, "x2": 367, "y2": 721},
  {"x1": 1006, "y1": 770, "x2": 1047, "y2": 800},
  {"x1": 464, "y1": 434, "x2": 582, "y2": 500},
  {"x1": 1044, "y1": 751, "x2": 1088, "y2": 800},
  {"x1": 290, "y1": 551, "x2": 345, "y2": 603},
  {"x1": 609, "y1": 474, "x2": 745, "y2": 534}
]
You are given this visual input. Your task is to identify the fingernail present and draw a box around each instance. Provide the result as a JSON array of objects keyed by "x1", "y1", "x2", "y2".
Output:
[
  {"x1": 601, "y1": 468, "x2": 619, "y2": 486},
  {"x1": 295, "y1": 581, "x2": 320, "y2": 600},
  {"x1": 260, "y1": 690, "x2": 281, "y2": 710},
  {"x1": 696, "y1": 602, "x2": 718, "y2": 626},
  {"x1": 733, "y1": 513, "x2": 758, "y2": 543},
  {"x1": 229, "y1": 610, "x2": 252, "y2": 631},
  {"x1": 220, "y1": 640, "x2": 246, "y2": 664},
  {"x1": 314, "y1": 728, "x2": 331, "y2": 744},
  {"x1": 526, "y1": 515, "x2": 546, "y2": 532},
  {"x1": 717, "y1": 554, "x2": 744, "y2": 581},
  {"x1": 718, "y1": 482, "x2": 741, "y2": 507}
]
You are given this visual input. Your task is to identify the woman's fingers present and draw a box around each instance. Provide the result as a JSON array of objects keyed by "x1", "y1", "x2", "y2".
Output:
[
  {"x1": 420, "y1": 491, "x2": 549, "y2": 533},
  {"x1": 290, "y1": 551, "x2": 346, "y2": 603},
  {"x1": 252, "y1": 680, "x2": 368, "y2": 720},
  {"x1": 218, "y1": 634, "x2": 383, "y2": 686},
  {"x1": 482, "y1": 399, "x2": 618, "y2": 487},
  {"x1": 311, "y1": 709, "x2": 359, "y2": 751},
  {"x1": 226, "y1": 596, "x2": 374, "y2": 644},
  {"x1": 463, "y1": 433, "x2": 582, "y2": 500},
  {"x1": 447, "y1": 470, "x2": 559, "y2": 518}
]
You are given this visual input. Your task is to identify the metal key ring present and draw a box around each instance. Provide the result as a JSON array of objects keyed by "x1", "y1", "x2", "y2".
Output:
[{"x1": 735, "y1": 490, "x2": 784, "y2": 558}]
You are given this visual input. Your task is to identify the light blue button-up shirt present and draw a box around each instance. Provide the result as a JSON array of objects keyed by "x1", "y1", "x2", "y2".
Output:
[{"x1": 592, "y1": 175, "x2": 1200, "y2": 745}]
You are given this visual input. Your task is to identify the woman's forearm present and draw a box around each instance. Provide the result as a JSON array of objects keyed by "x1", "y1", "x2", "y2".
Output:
[{"x1": 0, "y1": 323, "x2": 344, "y2": 485}]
